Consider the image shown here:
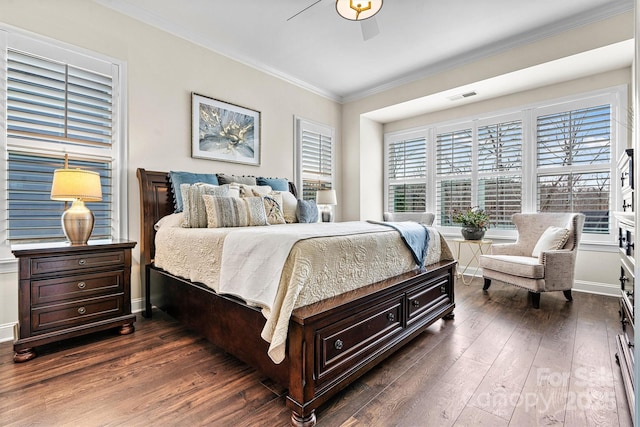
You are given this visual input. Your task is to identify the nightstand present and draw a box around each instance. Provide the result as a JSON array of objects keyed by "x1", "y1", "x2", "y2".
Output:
[{"x1": 11, "y1": 239, "x2": 137, "y2": 362}]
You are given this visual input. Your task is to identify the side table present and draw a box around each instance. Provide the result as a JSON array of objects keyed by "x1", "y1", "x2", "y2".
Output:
[{"x1": 453, "y1": 238, "x2": 492, "y2": 285}]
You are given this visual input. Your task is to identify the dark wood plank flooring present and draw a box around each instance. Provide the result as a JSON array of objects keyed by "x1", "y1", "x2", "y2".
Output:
[{"x1": 0, "y1": 278, "x2": 632, "y2": 426}]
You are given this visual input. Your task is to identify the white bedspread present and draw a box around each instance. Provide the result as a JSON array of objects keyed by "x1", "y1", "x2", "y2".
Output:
[{"x1": 219, "y1": 221, "x2": 390, "y2": 309}]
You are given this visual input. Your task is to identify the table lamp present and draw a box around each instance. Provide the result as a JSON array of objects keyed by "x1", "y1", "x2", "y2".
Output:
[
  {"x1": 316, "y1": 189, "x2": 337, "y2": 222},
  {"x1": 50, "y1": 166, "x2": 103, "y2": 245}
]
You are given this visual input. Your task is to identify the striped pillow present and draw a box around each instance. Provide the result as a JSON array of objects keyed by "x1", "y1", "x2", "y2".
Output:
[
  {"x1": 202, "y1": 195, "x2": 268, "y2": 228},
  {"x1": 180, "y1": 183, "x2": 231, "y2": 228}
]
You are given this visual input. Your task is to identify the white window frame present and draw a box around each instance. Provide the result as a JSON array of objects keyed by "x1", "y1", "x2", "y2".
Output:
[
  {"x1": 384, "y1": 86, "x2": 627, "y2": 246},
  {"x1": 0, "y1": 26, "x2": 128, "y2": 267}
]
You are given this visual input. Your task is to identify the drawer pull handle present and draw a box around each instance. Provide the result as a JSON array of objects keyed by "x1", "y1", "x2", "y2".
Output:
[
  {"x1": 440, "y1": 285, "x2": 447, "y2": 294},
  {"x1": 77, "y1": 307, "x2": 86, "y2": 315},
  {"x1": 77, "y1": 282, "x2": 86, "y2": 289},
  {"x1": 334, "y1": 339, "x2": 343, "y2": 350},
  {"x1": 78, "y1": 259, "x2": 86, "y2": 266},
  {"x1": 387, "y1": 312, "x2": 395, "y2": 322},
  {"x1": 412, "y1": 300, "x2": 420, "y2": 308}
]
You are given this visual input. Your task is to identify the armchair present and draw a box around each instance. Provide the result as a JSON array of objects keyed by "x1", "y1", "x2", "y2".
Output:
[
  {"x1": 479, "y1": 213, "x2": 585, "y2": 309},
  {"x1": 383, "y1": 212, "x2": 435, "y2": 225}
]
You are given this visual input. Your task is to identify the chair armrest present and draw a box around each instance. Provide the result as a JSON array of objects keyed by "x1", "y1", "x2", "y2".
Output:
[
  {"x1": 490, "y1": 243, "x2": 528, "y2": 256},
  {"x1": 540, "y1": 249, "x2": 577, "y2": 291}
]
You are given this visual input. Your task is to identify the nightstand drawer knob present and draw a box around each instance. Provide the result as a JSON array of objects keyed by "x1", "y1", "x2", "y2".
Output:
[
  {"x1": 77, "y1": 307, "x2": 86, "y2": 315},
  {"x1": 77, "y1": 282, "x2": 86, "y2": 289},
  {"x1": 78, "y1": 259, "x2": 86, "y2": 266},
  {"x1": 334, "y1": 339, "x2": 343, "y2": 350}
]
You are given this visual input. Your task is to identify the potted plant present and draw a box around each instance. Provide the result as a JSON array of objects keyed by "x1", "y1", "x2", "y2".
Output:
[{"x1": 451, "y1": 207, "x2": 490, "y2": 240}]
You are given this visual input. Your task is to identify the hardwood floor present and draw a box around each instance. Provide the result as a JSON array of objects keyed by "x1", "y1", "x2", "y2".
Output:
[{"x1": 0, "y1": 278, "x2": 632, "y2": 426}]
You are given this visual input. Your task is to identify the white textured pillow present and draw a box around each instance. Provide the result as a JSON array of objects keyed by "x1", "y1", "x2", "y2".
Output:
[
  {"x1": 273, "y1": 190, "x2": 298, "y2": 223},
  {"x1": 181, "y1": 183, "x2": 231, "y2": 228},
  {"x1": 202, "y1": 195, "x2": 268, "y2": 228},
  {"x1": 532, "y1": 226, "x2": 570, "y2": 257}
]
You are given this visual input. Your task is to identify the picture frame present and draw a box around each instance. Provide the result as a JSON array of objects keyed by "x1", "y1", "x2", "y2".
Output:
[{"x1": 191, "y1": 93, "x2": 261, "y2": 165}]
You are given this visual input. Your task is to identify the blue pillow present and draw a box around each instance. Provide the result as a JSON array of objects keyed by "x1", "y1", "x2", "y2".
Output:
[
  {"x1": 296, "y1": 199, "x2": 318, "y2": 223},
  {"x1": 256, "y1": 177, "x2": 289, "y2": 192},
  {"x1": 169, "y1": 171, "x2": 219, "y2": 213}
]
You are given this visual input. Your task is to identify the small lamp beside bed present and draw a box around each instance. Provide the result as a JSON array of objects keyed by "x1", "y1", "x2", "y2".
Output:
[
  {"x1": 316, "y1": 189, "x2": 337, "y2": 222},
  {"x1": 50, "y1": 162, "x2": 103, "y2": 245}
]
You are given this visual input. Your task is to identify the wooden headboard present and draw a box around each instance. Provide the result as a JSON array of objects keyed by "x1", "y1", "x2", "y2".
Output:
[{"x1": 136, "y1": 167, "x2": 298, "y2": 270}]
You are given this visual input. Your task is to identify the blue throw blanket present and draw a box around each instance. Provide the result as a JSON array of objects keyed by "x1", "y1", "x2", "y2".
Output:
[{"x1": 368, "y1": 220, "x2": 430, "y2": 269}]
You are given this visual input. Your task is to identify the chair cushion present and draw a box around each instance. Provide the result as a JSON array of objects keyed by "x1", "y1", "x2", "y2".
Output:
[
  {"x1": 531, "y1": 226, "x2": 570, "y2": 257},
  {"x1": 480, "y1": 255, "x2": 545, "y2": 279}
]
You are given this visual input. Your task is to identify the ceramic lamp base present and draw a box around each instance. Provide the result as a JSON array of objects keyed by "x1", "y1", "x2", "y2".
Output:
[{"x1": 61, "y1": 200, "x2": 95, "y2": 245}]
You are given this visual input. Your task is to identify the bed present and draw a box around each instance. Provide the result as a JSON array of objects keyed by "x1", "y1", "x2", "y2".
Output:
[{"x1": 137, "y1": 168, "x2": 456, "y2": 426}]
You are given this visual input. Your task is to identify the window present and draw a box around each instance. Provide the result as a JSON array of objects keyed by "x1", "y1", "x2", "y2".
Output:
[
  {"x1": 384, "y1": 132, "x2": 427, "y2": 212},
  {"x1": 536, "y1": 104, "x2": 611, "y2": 234},
  {"x1": 2, "y1": 29, "x2": 125, "y2": 245},
  {"x1": 295, "y1": 117, "x2": 334, "y2": 200},
  {"x1": 384, "y1": 87, "x2": 625, "y2": 242},
  {"x1": 436, "y1": 127, "x2": 473, "y2": 225}
]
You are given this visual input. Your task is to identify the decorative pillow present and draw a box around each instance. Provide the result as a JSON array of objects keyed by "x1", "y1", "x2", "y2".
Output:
[
  {"x1": 217, "y1": 174, "x2": 256, "y2": 185},
  {"x1": 272, "y1": 190, "x2": 298, "y2": 223},
  {"x1": 263, "y1": 194, "x2": 285, "y2": 225},
  {"x1": 235, "y1": 183, "x2": 272, "y2": 198},
  {"x1": 296, "y1": 199, "x2": 318, "y2": 223},
  {"x1": 180, "y1": 183, "x2": 230, "y2": 228},
  {"x1": 256, "y1": 177, "x2": 289, "y2": 192},
  {"x1": 202, "y1": 195, "x2": 268, "y2": 228},
  {"x1": 169, "y1": 171, "x2": 218, "y2": 213},
  {"x1": 531, "y1": 226, "x2": 570, "y2": 257}
]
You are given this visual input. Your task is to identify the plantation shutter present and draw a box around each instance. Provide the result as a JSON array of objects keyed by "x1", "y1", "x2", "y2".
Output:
[
  {"x1": 477, "y1": 120, "x2": 523, "y2": 229},
  {"x1": 298, "y1": 119, "x2": 334, "y2": 200},
  {"x1": 436, "y1": 128, "x2": 472, "y2": 225},
  {"x1": 536, "y1": 104, "x2": 611, "y2": 234},
  {"x1": 386, "y1": 137, "x2": 426, "y2": 212},
  {"x1": 5, "y1": 46, "x2": 117, "y2": 243}
]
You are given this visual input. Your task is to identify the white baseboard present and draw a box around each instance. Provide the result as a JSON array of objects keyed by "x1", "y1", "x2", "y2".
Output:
[
  {"x1": 573, "y1": 280, "x2": 620, "y2": 297},
  {"x1": 0, "y1": 323, "x2": 15, "y2": 344},
  {"x1": 131, "y1": 297, "x2": 144, "y2": 314}
]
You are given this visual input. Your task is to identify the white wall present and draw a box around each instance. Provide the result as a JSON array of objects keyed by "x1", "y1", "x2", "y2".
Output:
[{"x1": 0, "y1": 0, "x2": 342, "y2": 341}]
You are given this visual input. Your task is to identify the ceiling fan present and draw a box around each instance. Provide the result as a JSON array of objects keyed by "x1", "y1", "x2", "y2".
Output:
[{"x1": 287, "y1": 0, "x2": 383, "y2": 41}]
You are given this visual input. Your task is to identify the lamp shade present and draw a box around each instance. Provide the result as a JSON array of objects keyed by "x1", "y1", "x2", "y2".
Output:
[
  {"x1": 336, "y1": 0, "x2": 383, "y2": 21},
  {"x1": 51, "y1": 169, "x2": 102, "y2": 202},
  {"x1": 316, "y1": 189, "x2": 337, "y2": 205}
]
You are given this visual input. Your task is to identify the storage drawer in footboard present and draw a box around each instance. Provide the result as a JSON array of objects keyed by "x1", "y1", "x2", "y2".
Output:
[
  {"x1": 315, "y1": 296, "x2": 404, "y2": 383},
  {"x1": 406, "y1": 272, "x2": 452, "y2": 327}
]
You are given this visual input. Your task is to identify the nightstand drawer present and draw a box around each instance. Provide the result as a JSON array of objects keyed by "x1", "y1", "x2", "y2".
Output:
[
  {"x1": 31, "y1": 295, "x2": 125, "y2": 333},
  {"x1": 31, "y1": 270, "x2": 124, "y2": 305},
  {"x1": 30, "y1": 250, "x2": 126, "y2": 276}
]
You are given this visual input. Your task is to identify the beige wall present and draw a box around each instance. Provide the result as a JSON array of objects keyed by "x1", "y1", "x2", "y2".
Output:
[{"x1": 0, "y1": 0, "x2": 342, "y2": 340}]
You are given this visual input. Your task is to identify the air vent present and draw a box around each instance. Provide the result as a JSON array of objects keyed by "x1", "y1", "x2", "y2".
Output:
[{"x1": 448, "y1": 91, "x2": 477, "y2": 101}]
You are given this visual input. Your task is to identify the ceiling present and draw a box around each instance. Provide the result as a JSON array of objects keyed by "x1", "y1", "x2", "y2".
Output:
[{"x1": 96, "y1": 0, "x2": 634, "y2": 116}]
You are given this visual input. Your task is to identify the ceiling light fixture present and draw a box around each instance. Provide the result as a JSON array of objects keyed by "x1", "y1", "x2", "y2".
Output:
[{"x1": 336, "y1": 0, "x2": 383, "y2": 21}]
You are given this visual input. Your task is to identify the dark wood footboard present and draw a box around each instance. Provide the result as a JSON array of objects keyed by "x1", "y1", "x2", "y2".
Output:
[{"x1": 137, "y1": 168, "x2": 456, "y2": 426}]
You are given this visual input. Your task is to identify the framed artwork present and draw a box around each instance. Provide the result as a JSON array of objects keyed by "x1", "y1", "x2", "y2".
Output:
[{"x1": 191, "y1": 93, "x2": 261, "y2": 165}]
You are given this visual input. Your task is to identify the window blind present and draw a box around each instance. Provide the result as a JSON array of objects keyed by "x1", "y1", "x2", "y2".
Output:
[
  {"x1": 298, "y1": 120, "x2": 334, "y2": 200},
  {"x1": 386, "y1": 137, "x2": 426, "y2": 212},
  {"x1": 7, "y1": 49, "x2": 113, "y2": 147},
  {"x1": 536, "y1": 104, "x2": 611, "y2": 234},
  {"x1": 537, "y1": 105, "x2": 611, "y2": 168},
  {"x1": 436, "y1": 129, "x2": 472, "y2": 225},
  {"x1": 4, "y1": 43, "x2": 118, "y2": 244},
  {"x1": 7, "y1": 153, "x2": 112, "y2": 242}
]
